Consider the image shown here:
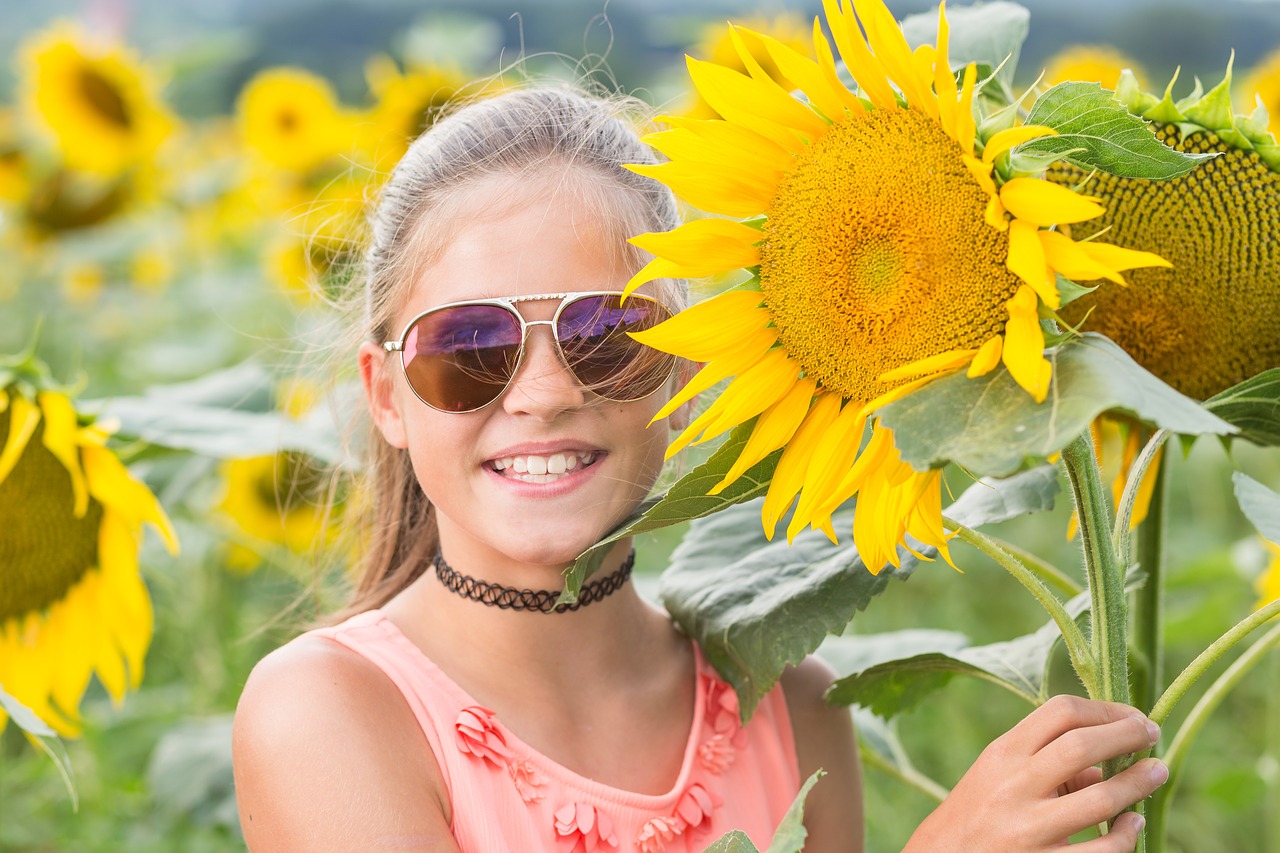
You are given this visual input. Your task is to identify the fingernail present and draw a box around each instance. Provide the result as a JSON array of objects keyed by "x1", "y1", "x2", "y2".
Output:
[
  {"x1": 1133, "y1": 814, "x2": 1147, "y2": 832},
  {"x1": 1146, "y1": 719, "x2": 1161, "y2": 744},
  {"x1": 1149, "y1": 760, "x2": 1169, "y2": 785}
]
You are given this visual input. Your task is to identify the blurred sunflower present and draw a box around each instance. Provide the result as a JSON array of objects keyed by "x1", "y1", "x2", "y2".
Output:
[
  {"x1": 0, "y1": 109, "x2": 31, "y2": 203},
  {"x1": 18, "y1": 22, "x2": 176, "y2": 177},
  {"x1": 358, "y1": 55, "x2": 469, "y2": 170},
  {"x1": 266, "y1": 172, "x2": 367, "y2": 301},
  {"x1": 1050, "y1": 65, "x2": 1280, "y2": 402},
  {"x1": 1256, "y1": 539, "x2": 1280, "y2": 610},
  {"x1": 1241, "y1": 48, "x2": 1280, "y2": 135},
  {"x1": 626, "y1": 0, "x2": 1168, "y2": 573},
  {"x1": 684, "y1": 13, "x2": 816, "y2": 120},
  {"x1": 216, "y1": 381, "x2": 339, "y2": 570},
  {"x1": 236, "y1": 67, "x2": 352, "y2": 173},
  {"x1": 1042, "y1": 45, "x2": 1145, "y2": 91},
  {"x1": 0, "y1": 370, "x2": 177, "y2": 736}
]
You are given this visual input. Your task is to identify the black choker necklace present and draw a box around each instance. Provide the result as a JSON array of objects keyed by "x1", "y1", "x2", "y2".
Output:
[{"x1": 432, "y1": 551, "x2": 635, "y2": 614}]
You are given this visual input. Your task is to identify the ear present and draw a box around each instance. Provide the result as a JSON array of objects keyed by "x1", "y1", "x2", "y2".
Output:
[
  {"x1": 666, "y1": 359, "x2": 703, "y2": 432},
  {"x1": 358, "y1": 341, "x2": 409, "y2": 449}
]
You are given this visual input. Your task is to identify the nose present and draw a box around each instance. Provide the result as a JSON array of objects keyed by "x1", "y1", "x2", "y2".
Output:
[{"x1": 501, "y1": 323, "x2": 586, "y2": 417}]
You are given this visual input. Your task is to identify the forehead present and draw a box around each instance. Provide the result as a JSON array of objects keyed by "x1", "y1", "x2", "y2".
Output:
[{"x1": 406, "y1": 172, "x2": 630, "y2": 311}]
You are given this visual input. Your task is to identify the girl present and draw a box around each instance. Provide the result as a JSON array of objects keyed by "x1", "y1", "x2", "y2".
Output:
[{"x1": 232, "y1": 86, "x2": 1168, "y2": 852}]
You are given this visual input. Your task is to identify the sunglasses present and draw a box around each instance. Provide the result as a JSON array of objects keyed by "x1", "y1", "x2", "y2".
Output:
[{"x1": 381, "y1": 291, "x2": 676, "y2": 413}]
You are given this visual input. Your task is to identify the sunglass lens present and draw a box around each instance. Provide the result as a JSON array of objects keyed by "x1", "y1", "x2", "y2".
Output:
[
  {"x1": 403, "y1": 305, "x2": 522, "y2": 411},
  {"x1": 557, "y1": 295, "x2": 673, "y2": 401}
]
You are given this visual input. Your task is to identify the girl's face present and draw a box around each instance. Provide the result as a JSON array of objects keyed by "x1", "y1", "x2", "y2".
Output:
[{"x1": 360, "y1": 175, "x2": 679, "y2": 573}]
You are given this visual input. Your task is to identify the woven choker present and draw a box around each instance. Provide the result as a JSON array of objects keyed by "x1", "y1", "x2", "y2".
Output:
[{"x1": 432, "y1": 551, "x2": 635, "y2": 614}]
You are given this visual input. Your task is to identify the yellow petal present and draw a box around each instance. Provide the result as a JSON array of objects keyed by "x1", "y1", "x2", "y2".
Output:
[
  {"x1": 38, "y1": 392, "x2": 89, "y2": 517},
  {"x1": 711, "y1": 377, "x2": 817, "y2": 494},
  {"x1": 933, "y1": 2, "x2": 959, "y2": 136},
  {"x1": 1002, "y1": 285, "x2": 1052, "y2": 403},
  {"x1": 0, "y1": 392, "x2": 40, "y2": 487},
  {"x1": 1000, "y1": 177, "x2": 1106, "y2": 226},
  {"x1": 852, "y1": 0, "x2": 936, "y2": 119},
  {"x1": 822, "y1": 0, "x2": 896, "y2": 109},
  {"x1": 630, "y1": 291, "x2": 771, "y2": 360},
  {"x1": 962, "y1": 154, "x2": 996, "y2": 196},
  {"x1": 967, "y1": 336, "x2": 1003, "y2": 377},
  {"x1": 821, "y1": 418, "x2": 897, "y2": 515},
  {"x1": 787, "y1": 401, "x2": 868, "y2": 541},
  {"x1": 629, "y1": 219, "x2": 761, "y2": 276},
  {"x1": 982, "y1": 124, "x2": 1058, "y2": 164},
  {"x1": 812, "y1": 19, "x2": 867, "y2": 116},
  {"x1": 985, "y1": 195, "x2": 1009, "y2": 231},
  {"x1": 857, "y1": 372, "x2": 948, "y2": 419},
  {"x1": 691, "y1": 348, "x2": 801, "y2": 446},
  {"x1": 752, "y1": 28, "x2": 849, "y2": 121},
  {"x1": 879, "y1": 347, "x2": 978, "y2": 383},
  {"x1": 761, "y1": 391, "x2": 843, "y2": 538},
  {"x1": 1039, "y1": 229, "x2": 1125, "y2": 285},
  {"x1": 624, "y1": 161, "x2": 775, "y2": 219},
  {"x1": 1077, "y1": 241, "x2": 1173, "y2": 275},
  {"x1": 648, "y1": 116, "x2": 794, "y2": 173},
  {"x1": 955, "y1": 63, "x2": 977, "y2": 155},
  {"x1": 686, "y1": 55, "x2": 826, "y2": 146},
  {"x1": 82, "y1": 444, "x2": 179, "y2": 553},
  {"x1": 650, "y1": 328, "x2": 779, "y2": 424},
  {"x1": 1006, "y1": 219, "x2": 1059, "y2": 309}
]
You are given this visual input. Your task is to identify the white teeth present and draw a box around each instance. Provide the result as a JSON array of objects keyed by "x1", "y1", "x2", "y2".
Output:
[{"x1": 490, "y1": 451, "x2": 597, "y2": 481}]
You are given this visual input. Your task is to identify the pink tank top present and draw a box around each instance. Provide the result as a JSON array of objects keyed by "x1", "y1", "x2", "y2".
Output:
[{"x1": 307, "y1": 610, "x2": 802, "y2": 853}]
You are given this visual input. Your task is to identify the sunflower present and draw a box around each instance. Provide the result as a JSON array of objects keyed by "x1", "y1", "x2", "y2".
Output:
[
  {"x1": 236, "y1": 67, "x2": 352, "y2": 173},
  {"x1": 624, "y1": 0, "x2": 1169, "y2": 573},
  {"x1": 1257, "y1": 539, "x2": 1280, "y2": 610},
  {"x1": 0, "y1": 376, "x2": 177, "y2": 736},
  {"x1": 1050, "y1": 64, "x2": 1280, "y2": 402},
  {"x1": 684, "y1": 13, "x2": 817, "y2": 121},
  {"x1": 1241, "y1": 48, "x2": 1280, "y2": 136},
  {"x1": 357, "y1": 55, "x2": 469, "y2": 170},
  {"x1": 18, "y1": 22, "x2": 176, "y2": 177},
  {"x1": 1042, "y1": 45, "x2": 1145, "y2": 91}
]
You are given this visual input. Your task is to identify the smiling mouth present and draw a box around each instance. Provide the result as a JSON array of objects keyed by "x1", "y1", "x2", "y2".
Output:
[{"x1": 488, "y1": 450, "x2": 601, "y2": 484}]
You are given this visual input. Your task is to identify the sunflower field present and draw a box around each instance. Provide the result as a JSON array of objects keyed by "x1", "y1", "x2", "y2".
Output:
[{"x1": 2, "y1": 1, "x2": 1279, "y2": 851}]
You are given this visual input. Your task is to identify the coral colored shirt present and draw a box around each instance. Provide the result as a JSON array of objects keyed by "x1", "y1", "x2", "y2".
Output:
[{"x1": 304, "y1": 610, "x2": 802, "y2": 853}]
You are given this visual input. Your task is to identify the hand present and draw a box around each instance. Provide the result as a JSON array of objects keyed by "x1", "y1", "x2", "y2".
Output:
[{"x1": 904, "y1": 694, "x2": 1169, "y2": 852}]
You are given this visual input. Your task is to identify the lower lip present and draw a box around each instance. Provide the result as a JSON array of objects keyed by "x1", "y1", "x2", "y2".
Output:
[{"x1": 483, "y1": 456, "x2": 604, "y2": 497}]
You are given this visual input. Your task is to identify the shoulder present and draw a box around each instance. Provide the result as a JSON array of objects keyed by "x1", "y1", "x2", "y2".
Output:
[
  {"x1": 779, "y1": 656, "x2": 865, "y2": 853},
  {"x1": 233, "y1": 633, "x2": 457, "y2": 852}
]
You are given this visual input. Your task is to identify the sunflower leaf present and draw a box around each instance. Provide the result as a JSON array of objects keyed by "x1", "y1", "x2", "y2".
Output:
[
  {"x1": 879, "y1": 333, "x2": 1236, "y2": 478},
  {"x1": 0, "y1": 686, "x2": 77, "y2": 808},
  {"x1": 1233, "y1": 473, "x2": 1280, "y2": 543},
  {"x1": 765, "y1": 770, "x2": 824, "y2": 853},
  {"x1": 563, "y1": 421, "x2": 779, "y2": 600},
  {"x1": 902, "y1": 1, "x2": 1029, "y2": 88},
  {"x1": 660, "y1": 466, "x2": 1059, "y2": 721},
  {"x1": 1205, "y1": 369, "x2": 1280, "y2": 447},
  {"x1": 701, "y1": 831, "x2": 760, "y2": 853},
  {"x1": 1019, "y1": 81, "x2": 1215, "y2": 179}
]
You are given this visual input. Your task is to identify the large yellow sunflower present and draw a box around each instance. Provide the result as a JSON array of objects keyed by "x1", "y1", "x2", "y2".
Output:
[
  {"x1": 0, "y1": 382, "x2": 177, "y2": 736},
  {"x1": 357, "y1": 56, "x2": 470, "y2": 170},
  {"x1": 1050, "y1": 65, "x2": 1280, "y2": 401},
  {"x1": 236, "y1": 67, "x2": 353, "y2": 173},
  {"x1": 684, "y1": 13, "x2": 817, "y2": 121},
  {"x1": 18, "y1": 22, "x2": 176, "y2": 177},
  {"x1": 624, "y1": 0, "x2": 1168, "y2": 573}
]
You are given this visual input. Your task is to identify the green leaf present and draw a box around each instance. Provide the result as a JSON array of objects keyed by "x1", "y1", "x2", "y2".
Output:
[
  {"x1": 0, "y1": 685, "x2": 77, "y2": 808},
  {"x1": 84, "y1": 363, "x2": 346, "y2": 465},
  {"x1": 1205, "y1": 369, "x2": 1280, "y2": 447},
  {"x1": 701, "y1": 831, "x2": 761, "y2": 853},
  {"x1": 661, "y1": 465, "x2": 1059, "y2": 720},
  {"x1": 1020, "y1": 81, "x2": 1215, "y2": 179},
  {"x1": 825, "y1": 589, "x2": 1093, "y2": 716},
  {"x1": 563, "y1": 421, "x2": 779, "y2": 600},
  {"x1": 879, "y1": 334, "x2": 1236, "y2": 478},
  {"x1": 848, "y1": 707, "x2": 949, "y2": 802},
  {"x1": 765, "y1": 770, "x2": 824, "y2": 853},
  {"x1": 147, "y1": 716, "x2": 239, "y2": 831},
  {"x1": 901, "y1": 1, "x2": 1029, "y2": 88},
  {"x1": 1233, "y1": 473, "x2": 1280, "y2": 543}
]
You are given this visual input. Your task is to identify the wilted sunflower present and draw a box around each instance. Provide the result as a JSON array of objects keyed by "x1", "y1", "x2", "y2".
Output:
[
  {"x1": 1050, "y1": 65, "x2": 1280, "y2": 401},
  {"x1": 357, "y1": 56, "x2": 469, "y2": 170},
  {"x1": 625, "y1": 0, "x2": 1168, "y2": 573},
  {"x1": 236, "y1": 67, "x2": 352, "y2": 173},
  {"x1": 0, "y1": 376, "x2": 177, "y2": 736},
  {"x1": 1042, "y1": 44, "x2": 1145, "y2": 91},
  {"x1": 18, "y1": 22, "x2": 176, "y2": 177}
]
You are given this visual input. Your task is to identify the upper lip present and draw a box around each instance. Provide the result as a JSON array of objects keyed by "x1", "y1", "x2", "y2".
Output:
[{"x1": 483, "y1": 442, "x2": 605, "y2": 463}]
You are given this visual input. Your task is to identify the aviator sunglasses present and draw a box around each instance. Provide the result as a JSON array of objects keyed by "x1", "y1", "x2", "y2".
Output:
[{"x1": 382, "y1": 291, "x2": 677, "y2": 413}]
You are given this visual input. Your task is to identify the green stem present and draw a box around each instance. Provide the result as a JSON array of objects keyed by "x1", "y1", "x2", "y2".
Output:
[
  {"x1": 1146, "y1": 620, "x2": 1280, "y2": 851},
  {"x1": 981, "y1": 534, "x2": 1083, "y2": 597},
  {"x1": 1130, "y1": 440, "x2": 1169, "y2": 714},
  {"x1": 1061, "y1": 435, "x2": 1130, "y2": 776},
  {"x1": 1150, "y1": 599, "x2": 1280, "y2": 725},
  {"x1": 945, "y1": 519, "x2": 1096, "y2": 696},
  {"x1": 859, "y1": 740, "x2": 950, "y2": 804}
]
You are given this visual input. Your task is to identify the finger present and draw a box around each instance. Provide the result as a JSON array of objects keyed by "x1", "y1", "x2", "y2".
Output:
[
  {"x1": 1059, "y1": 766, "x2": 1103, "y2": 797},
  {"x1": 1032, "y1": 714, "x2": 1160, "y2": 789},
  {"x1": 1046, "y1": 758, "x2": 1169, "y2": 838},
  {"x1": 1065, "y1": 811, "x2": 1146, "y2": 853},
  {"x1": 1005, "y1": 695, "x2": 1148, "y2": 755}
]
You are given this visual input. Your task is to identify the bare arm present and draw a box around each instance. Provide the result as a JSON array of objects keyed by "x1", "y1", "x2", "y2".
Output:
[
  {"x1": 905, "y1": 694, "x2": 1168, "y2": 853},
  {"x1": 232, "y1": 637, "x2": 460, "y2": 853},
  {"x1": 781, "y1": 656, "x2": 865, "y2": 853}
]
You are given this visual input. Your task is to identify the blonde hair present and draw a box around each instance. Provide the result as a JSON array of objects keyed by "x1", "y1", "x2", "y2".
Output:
[{"x1": 333, "y1": 85, "x2": 684, "y2": 619}]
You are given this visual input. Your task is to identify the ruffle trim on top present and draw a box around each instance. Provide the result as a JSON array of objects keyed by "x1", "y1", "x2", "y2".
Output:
[{"x1": 451, "y1": 668, "x2": 747, "y2": 853}]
